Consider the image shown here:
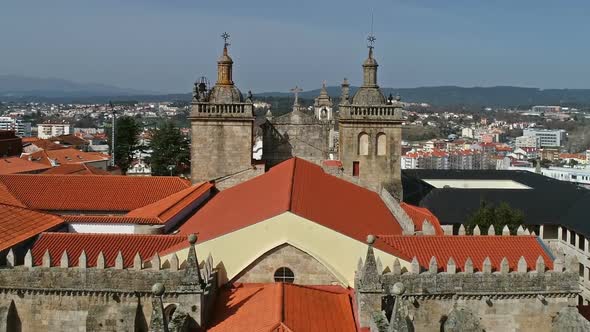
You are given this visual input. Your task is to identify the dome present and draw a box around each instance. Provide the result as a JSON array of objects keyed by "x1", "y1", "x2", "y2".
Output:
[
  {"x1": 208, "y1": 85, "x2": 243, "y2": 103},
  {"x1": 352, "y1": 87, "x2": 386, "y2": 105}
]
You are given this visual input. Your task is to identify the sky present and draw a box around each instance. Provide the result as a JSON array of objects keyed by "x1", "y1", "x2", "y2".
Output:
[{"x1": 1, "y1": 0, "x2": 589, "y2": 93}]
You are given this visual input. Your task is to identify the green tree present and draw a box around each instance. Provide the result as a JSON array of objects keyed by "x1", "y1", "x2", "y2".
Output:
[
  {"x1": 110, "y1": 116, "x2": 140, "y2": 174},
  {"x1": 466, "y1": 201, "x2": 525, "y2": 235},
  {"x1": 149, "y1": 122, "x2": 190, "y2": 176}
]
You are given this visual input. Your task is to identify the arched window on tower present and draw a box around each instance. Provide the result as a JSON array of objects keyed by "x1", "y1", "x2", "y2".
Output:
[
  {"x1": 376, "y1": 133, "x2": 386, "y2": 156},
  {"x1": 358, "y1": 133, "x2": 369, "y2": 156}
]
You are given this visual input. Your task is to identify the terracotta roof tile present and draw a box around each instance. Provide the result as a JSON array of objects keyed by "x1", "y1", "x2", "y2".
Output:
[
  {"x1": 45, "y1": 148, "x2": 109, "y2": 164},
  {"x1": 400, "y1": 203, "x2": 444, "y2": 235},
  {"x1": 0, "y1": 157, "x2": 52, "y2": 174},
  {"x1": 0, "y1": 204, "x2": 64, "y2": 251},
  {"x1": 376, "y1": 235, "x2": 553, "y2": 272},
  {"x1": 0, "y1": 174, "x2": 191, "y2": 212},
  {"x1": 126, "y1": 182, "x2": 213, "y2": 223},
  {"x1": 208, "y1": 283, "x2": 357, "y2": 332},
  {"x1": 31, "y1": 233, "x2": 186, "y2": 267},
  {"x1": 179, "y1": 158, "x2": 402, "y2": 244},
  {"x1": 0, "y1": 181, "x2": 25, "y2": 207},
  {"x1": 42, "y1": 164, "x2": 111, "y2": 175},
  {"x1": 61, "y1": 215, "x2": 161, "y2": 224}
]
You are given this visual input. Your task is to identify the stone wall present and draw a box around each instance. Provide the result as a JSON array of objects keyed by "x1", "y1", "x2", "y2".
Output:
[
  {"x1": 233, "y1": 243, "x2": 341, "y2": 285},
  {"x1": 0, "y1": 238, "x2": 217, "y2": 332},
  {"x1": 338, "y1": 118, "x2": 403, "y2": 199},
  {"x1": 262, "y1": 111, "x2": 330, "y2": 168},
  {"x1": 355, "y1": 241, "x2": 585, "y2": 332},
  {"x1": 190, "y1": 117, "x2": 254, "y2": 184}
]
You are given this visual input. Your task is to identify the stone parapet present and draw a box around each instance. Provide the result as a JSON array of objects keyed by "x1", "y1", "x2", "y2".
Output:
[
  {"x1": 339, "y1": 104, "x2": 403, "y2": 121},
  {"x1": 190, "y1": 102, "x2": 253, "y2": 118}
]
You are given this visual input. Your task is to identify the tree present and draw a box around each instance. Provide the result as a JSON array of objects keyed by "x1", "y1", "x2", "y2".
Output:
[
  {"x1": 466, "y1": 201, "x2": 525, "y2": 235},
  {"x1": 149, "y1": 122, "x2": 190, "y2": 176},
  {"x1": 110, "y1": 116, "x2": 140, "y2": 174},
  {"x1": 569, "y1": 159, "x2": 579, "y2": 167}
]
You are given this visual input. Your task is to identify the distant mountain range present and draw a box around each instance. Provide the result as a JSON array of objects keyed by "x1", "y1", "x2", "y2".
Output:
[
  {"x1": 2, "y1": 75, "x2": 590, "y2": 107},
  {"x1": 0, "y1": 75, "x2": 154, "y2": 99}
]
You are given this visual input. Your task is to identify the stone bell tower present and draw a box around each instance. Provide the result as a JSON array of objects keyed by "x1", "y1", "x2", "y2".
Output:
[
  {"x1": 189, "y1": 33, "x2": 254, "y2": 184},
  {"x1": 338, "y1": 34, "x2": 404, "y2": 199}
]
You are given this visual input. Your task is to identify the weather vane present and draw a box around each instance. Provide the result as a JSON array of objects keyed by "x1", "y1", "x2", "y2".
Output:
[{"x1": 221, "y1": 32, "x2": 230, "y2": 47}]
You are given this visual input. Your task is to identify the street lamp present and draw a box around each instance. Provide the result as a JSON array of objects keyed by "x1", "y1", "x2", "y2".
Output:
[{"x1": 167, "y1": 165, "x2": 175, "y2": 176}]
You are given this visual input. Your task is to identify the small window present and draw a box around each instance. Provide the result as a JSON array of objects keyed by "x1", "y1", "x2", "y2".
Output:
[
  {"x1": 352, "y1": 161, "x2": 360, "y2": 177},
  {"x1": 274, "y1": 267, "x2": 295, "y2": 283}
]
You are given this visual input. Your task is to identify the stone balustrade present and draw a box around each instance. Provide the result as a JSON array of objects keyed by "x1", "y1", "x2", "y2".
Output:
[{"x1": 191, "y1": 102, "x2": 253, "y2": 117}]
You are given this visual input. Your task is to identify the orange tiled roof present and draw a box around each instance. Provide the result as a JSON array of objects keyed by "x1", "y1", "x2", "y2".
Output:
[
  {"x1": 25, "y1": 139, "x2": 67, "y2": 151},
  {"x1": 0, "y1": 157, "x2": 52, "y2": 174},
  {"x1": 126, "y1": 182, "x2": 213, "y2": 223},
  {"x1": 376, "y1": 235, "x2": 553, "y2": 272},
  {"x1": 0, "y1": 204, "x2": 64, "y2": 251},
  {"x1": 400, "y1": 203, "x2": 444, "y2": 235},
  {"x1": 0, "y1": 181, "x2": 25, "y2": 207},
  {"x1": 208, "y1": 283, "x2": 357, "y2": 332},
  {"x1": 31, "y1": 233, "x2": 186, "y2": 267},
  {"x1": 179, "y1": 158, "x2": 402, "y2": 244},
  {"x1": 45, "y1": 148, "x2": 109, "y2": 164},
  {"x1": 42, "y1": 163, "x2": 111, "y2": 175},
  {"x1": 0, "y1": 174, "x2": 191, "y2": 212},
  {"x1": 61, "y1": 215, "x2": 161, "y2": 224},
  {"x1": 21, "y1": 150, "x2": 53, "y2": 166}
]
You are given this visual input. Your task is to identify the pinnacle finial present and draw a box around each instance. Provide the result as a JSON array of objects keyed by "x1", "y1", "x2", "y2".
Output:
[{"x1": 188, "y1": 233, "x2": 198, "y2": 245}]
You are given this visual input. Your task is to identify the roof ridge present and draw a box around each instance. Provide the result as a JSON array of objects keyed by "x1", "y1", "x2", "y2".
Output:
[
  {"x1": 287, "y1": 159, "x2": 298, "y2": 211},
  {"x1": 279, "y1": 282, "x2": 285, "y2": 325},
  {"x1": 38, "y1": 232, "x2": 185, "y2": 239}
]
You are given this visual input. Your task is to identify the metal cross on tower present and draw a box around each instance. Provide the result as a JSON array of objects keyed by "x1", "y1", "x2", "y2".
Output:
[
  {"x1": 221, "y1": 32, "x2": 230, "y2": 47},
  {"x1": 290, "y1": 86, "x2": 303, "y2": 106},
  {"x1": 367, "y1": 34, "x2": 376, "y2": 50}
]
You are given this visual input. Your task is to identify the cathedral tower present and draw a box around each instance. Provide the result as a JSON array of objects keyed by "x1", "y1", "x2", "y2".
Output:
[
  {"x1": 189, "y1": 33, "x2": 254, "y2": 184},
  {"x1": 338, "y1": 36, "x2": 404, "y2": 198}
]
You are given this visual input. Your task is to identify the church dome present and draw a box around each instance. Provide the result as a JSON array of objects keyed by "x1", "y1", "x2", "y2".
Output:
[
  {"x1": 352, "y1": 87, "x2": 386, "y2": 105},
  {"x1": 208, "y1": 85, "x2": 244, "y2": 103}
]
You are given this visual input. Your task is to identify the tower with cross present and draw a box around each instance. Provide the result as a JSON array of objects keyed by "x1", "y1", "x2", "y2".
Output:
[
  {"x1": 337, "y1": 25, "x2": 405, "y2": 199},
  {"x1": 189, "y1": 32, "x2": 255, "y2": 186}
]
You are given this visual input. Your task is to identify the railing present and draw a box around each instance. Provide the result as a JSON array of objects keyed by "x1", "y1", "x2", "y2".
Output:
[
  {"x1": 340, "y1": 105, "x2": 402, "y2": 120},
  {"x1": 192, "y1": 103, "x2": 253, "y2": 117}
]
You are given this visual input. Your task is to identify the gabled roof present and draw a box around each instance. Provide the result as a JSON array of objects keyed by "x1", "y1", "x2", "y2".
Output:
[
  {"x1": 0, "y1": 157, "x2": 51, "y2": 174},
  {"x1": 400, "y1": 203, "x2": 444, "y2": 235},
  {"x1": 179, "y1": 158, "x2": 402, "y2": 243},
  {"x1": 208, "y1": 283, "x2": 357, "y2": 332},
  {"x1": 0, "y1": 174, "x2": 191, "y2": 212},
  {"x1": 31, "y1": 233, "x2": 186, "y2": 267},
  {"x1": 376, "y1": 235, "x2": 553, "y2": 272},
  {"x1": 0, "y1": 204, "x2": 64, "y2": 251},
  {"x1": 42, "y1": 163, "x2": 111, "y2": 175},
  {"x1": 125, "y1": 182, "x2": 213, "y2": 224}
]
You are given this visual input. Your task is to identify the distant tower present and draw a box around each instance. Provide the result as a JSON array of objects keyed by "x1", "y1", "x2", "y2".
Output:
[
  {"x1": 189, "y1": 33, "x2": 254, "y2": 183},
  {"x1": 314, "y1": 81, "x2": 333, "y2": 121},
  {"x1": 338, "y1": 33, "x2": 404, "y2": 198}
]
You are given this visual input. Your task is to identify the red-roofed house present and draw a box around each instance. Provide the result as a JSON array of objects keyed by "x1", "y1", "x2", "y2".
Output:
[
  {"x1": 0, "y1": 174, "x2": 211, "y2": 234},
  {"x1": 0, "y1": 156, "x2": 52, "y2": 174}
]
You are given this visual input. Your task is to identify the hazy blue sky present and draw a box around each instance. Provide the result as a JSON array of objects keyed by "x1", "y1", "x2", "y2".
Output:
[{"x1": 1, "y1": 0, "x2": 589, "y2": 93}]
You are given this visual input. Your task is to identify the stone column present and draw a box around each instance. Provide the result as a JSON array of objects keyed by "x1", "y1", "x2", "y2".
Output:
[
  {"x1": 576, "y1": 234, "x2": 581, "y2": 251},
  {"x1": 539, "y1": 225, "x2": 544, "y2": 239},
  {"x1": 585, "y1": 239, "x2": 589, "y2": 255},
  {"x1": 567, "y1": 229, "x2": 572, "y2": 246},
  {"x1": 558, "y1": 226, "x2": 563, "y2": 242}
]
